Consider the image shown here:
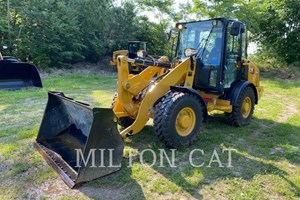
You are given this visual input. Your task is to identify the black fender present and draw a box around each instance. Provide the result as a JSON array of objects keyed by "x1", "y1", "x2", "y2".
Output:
[
  {"x1": 170, "y1": 86, "x2": 208, "y2": 121},
  {"x1": 229, "y1": 81, "x2": 258, "y2": 106}
]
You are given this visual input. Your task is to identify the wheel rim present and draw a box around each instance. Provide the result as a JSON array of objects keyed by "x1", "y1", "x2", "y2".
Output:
[
  {"x1": 242, "y1": 96, "x2": 252, "y2": 118},
  {"x1": 175, "y1": 107, "x2": 196, "y2": 136}
]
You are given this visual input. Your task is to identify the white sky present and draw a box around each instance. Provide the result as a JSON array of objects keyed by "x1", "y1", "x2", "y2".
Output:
[{"x1": 114, "y1": 0, "x2": 183, "y2": 24}]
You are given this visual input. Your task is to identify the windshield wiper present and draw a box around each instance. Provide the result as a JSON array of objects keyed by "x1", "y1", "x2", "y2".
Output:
[
  {"x1": 199, "y1": 25, "x2": 216, "y2": 60},
  {"x1": 195, "y1": 38, "x2": 206, "y2": 52}
]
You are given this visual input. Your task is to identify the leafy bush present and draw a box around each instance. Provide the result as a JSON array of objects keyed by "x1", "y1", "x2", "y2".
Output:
[{"x1": 0, "y1": 0, "x2": 169, "y2": 68}]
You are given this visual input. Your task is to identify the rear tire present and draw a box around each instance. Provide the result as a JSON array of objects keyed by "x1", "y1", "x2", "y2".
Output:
[
  {"x1": 154, "y1": 91, "x2": 205, "y2": 148},
  {"x1": 225, "y1": 86, "x2": 255, "y2": 126},
  {"x1": 111, "y1": 92, "x2": 134, "y2": 128}
]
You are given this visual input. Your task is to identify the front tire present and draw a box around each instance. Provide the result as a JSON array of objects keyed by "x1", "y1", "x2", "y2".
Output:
[
  {"x1": 154, "y1": 91, "x2": 205, "y2": 148},
  {"x1": 225, "y1": 86, "x2": 255, "y2": 126}
]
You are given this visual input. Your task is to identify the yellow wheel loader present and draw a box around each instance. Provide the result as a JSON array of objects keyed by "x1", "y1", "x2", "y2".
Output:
[
  {"x1": 110, "y1": 41, "x2": 147, "y2": 74},
  {"x1": 34, "y1": 18, "x2": 263, "y2": 188}
]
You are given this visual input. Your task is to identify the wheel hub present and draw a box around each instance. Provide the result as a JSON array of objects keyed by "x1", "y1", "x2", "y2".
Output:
[
  {"x1": 176, "y1": 107, "x2": 196, "y2": 136},
  {"x1": 178, "y1": 115, "x2": 191, "y2": 128},
  {"x1": 242, "y1": 96, "x2": 252, "y2": 118}
]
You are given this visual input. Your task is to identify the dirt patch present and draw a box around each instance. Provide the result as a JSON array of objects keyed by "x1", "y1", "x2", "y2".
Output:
[
  {"x1": 251, "y1": 103, "x2": 299, "y2": 138},
  {"x1": 250, "y1": 123, "x2": 273, "y2": 138},
  {"x1": 26, "y1": 178, "x2": 76, "y2": 199},
  {"x1": 25, "y1": 178, "x2": 133, "y2": 199},
  {"x1": 79, "y1": 185, "x2": 132, "y2": 200},
  {"x1": 260, "y1": 65, "x2": 300, "y2": 80},
  {"x1": 40, "y1": 58, "x2": 117, "y2": 78},
  {"x1": 277, "y1": 103, "x2": 299, "y2": 122},
  {"x1": 270, "y1": 147, "x2": 284, "y2": 155}
]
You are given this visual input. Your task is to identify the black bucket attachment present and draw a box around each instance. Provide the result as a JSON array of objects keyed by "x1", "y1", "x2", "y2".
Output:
[
  {"x1": 0, "y1": 61, "x2": 42, "y2": 90},
  {"x1": 34, "y1": 92, "x2": 123, "y2": 188}
]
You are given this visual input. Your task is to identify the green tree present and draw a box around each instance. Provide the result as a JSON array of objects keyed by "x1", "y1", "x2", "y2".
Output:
[
  {"x1": 12, "y1": 0, "x2": 84, "y2": 67},
  {"x1": 254, "y1": 0, "x2": 300, "y2": 64},
  {"x1": 0, "y1": 0, "x2": 180, "y2": 67},
  {"x1": 187, "y1": 0, "x2": 300, "y2": 65}
]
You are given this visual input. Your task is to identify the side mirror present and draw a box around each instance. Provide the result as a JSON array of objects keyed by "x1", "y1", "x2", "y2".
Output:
[
  {"x1": 2, "y1": 45, "x2": 8, "y2": 50},
  {"x1": 184, "y1": 48, "x2": 197, "y2": 57},
  {"x1": 230, "y1": 22, "x2": 241, "y2": 36}
]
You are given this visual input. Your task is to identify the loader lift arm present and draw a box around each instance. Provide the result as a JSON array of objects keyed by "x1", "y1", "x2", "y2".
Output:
[{"x1": 113, "y1": 55, "x2": 198, "y2": 138}]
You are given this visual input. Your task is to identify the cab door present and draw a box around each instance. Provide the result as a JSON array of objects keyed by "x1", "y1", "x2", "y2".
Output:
[
  {"x1": 223, "y1": 21, "x2": 245, "y2": 88},
  {"x1": 193, "y1": 21, "x2": 224, "y2": 94}
]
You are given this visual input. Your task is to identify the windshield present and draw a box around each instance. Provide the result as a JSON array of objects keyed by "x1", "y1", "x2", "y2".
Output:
[
  {"x1": 128, "y1": 43, "x2": 140, "y2": 53},
  {"x1": 176, "y1": 20, "x2": 223, "y2": 65}
]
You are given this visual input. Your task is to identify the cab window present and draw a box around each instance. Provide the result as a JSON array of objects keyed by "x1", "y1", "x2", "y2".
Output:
[{"x1": 224, "y1": 22, "x2": 242, "y2": 88}]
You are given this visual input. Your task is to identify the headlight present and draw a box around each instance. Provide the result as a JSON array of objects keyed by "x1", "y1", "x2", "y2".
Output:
[{"x1": 176, "y1": 23, "x2": 186, "y2": 30}]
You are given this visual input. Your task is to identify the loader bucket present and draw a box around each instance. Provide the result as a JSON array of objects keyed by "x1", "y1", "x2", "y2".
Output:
[
  {"x1": 0, "y1": 61, "x2": 42, "y2": 90},
  {"x1": 34, "y1": 92, "x2": 123, "y2": 188}
]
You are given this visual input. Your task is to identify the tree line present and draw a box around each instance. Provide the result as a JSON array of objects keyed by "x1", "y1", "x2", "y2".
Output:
[
  {"x1": 0, "y1": 0, "x2": 299, "y2": 68},
  {"x1": 0, "y1": 0, "x2": 171, "y2": 67}
]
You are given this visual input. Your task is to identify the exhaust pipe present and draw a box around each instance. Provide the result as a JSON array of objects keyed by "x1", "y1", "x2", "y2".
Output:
[{"x1": 34, "y1": 92, "x2": 123, "y2": 188}]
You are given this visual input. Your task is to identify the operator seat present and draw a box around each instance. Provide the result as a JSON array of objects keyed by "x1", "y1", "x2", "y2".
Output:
[{"x1": 207, "y1": 37, "x2": 222, "y2": 65}]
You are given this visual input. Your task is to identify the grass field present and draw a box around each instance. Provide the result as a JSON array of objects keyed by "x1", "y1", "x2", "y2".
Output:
[{"x1": 0, "y1": 69, "x2": 299, "y2": 199}]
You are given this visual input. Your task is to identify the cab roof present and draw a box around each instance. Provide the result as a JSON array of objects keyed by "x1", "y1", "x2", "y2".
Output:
[{"x1": 176, "y1": 18, "x2": 245, "y2": 27}]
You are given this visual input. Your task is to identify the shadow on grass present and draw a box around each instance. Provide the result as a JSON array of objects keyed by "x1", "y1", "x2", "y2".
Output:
[
  {"x1": 78, "y1": 161, "x2": 146, "y2": 200},
  {"x1": 80, "y1": 114, "x2": 300, "y2": 199}
]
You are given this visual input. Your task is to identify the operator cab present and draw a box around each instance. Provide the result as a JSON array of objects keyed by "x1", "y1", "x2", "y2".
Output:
[
  {"x1": 175, "y1": 18, "x2": 247, "y2": 94},
  {"x1": 128, "y1": 41, "x2": 147, "y2": 59}
]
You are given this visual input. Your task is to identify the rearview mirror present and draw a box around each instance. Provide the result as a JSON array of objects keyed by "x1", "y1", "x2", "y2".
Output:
[
  {"x1": 230, "y1": 22, "x2": 241, "y2": 36},
  {"x1": 184, "y1": 48, "x2": 197, "y2": 57}
]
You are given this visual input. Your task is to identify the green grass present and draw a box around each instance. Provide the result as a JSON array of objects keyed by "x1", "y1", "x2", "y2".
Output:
[{"x1": 0, "y1": 71, "x2": 299, "y2": 199}]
